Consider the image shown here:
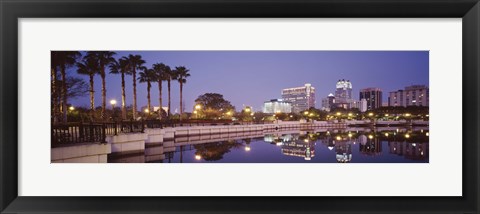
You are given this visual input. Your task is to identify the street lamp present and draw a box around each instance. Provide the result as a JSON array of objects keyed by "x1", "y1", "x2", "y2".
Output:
[
  {"x1": 195, "y1": 104, "x2": 201, "y2": 110},
  {"x1": 110, "y1": 99, "x2": 117, "y2": 109},
  {"x1": 68, "y1": 106, "x2": 75, "y2": 111},
  {"x1": 110, "y1": 99, "x2": 117, "y2": 121}
]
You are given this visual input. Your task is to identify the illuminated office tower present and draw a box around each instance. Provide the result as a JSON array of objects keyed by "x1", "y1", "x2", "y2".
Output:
[
  {"x1": 281, "y1": 83, "x2": 316, "y2": 113},
  {"x1": 359, "y1": 87, "x2": 383, "y2": 110}
]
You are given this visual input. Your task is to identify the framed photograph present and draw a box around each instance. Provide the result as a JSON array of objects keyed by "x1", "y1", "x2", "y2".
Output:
[{"x1": 1, "y1": 0, "x2": 478, "y2": 213}]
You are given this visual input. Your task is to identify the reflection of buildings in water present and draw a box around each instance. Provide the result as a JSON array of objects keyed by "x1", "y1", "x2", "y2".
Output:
[
  {"x1": 358, "y1": 135, "x2": 368, "y2": 146},
  {"x1": 359, "y1": 137, "x2": 382, "y2": 156},
  {"x1": 264, "y1": 133, "x2": 295, "y2": 146},
  {"x1": 321, "y1": 136, "x2": 335, "y2": 151},
  {"x1": 334, "y1": 139, "x2": 352, "y2": 163},
  {"x1": 388, "y1": 141, "x2": 429, "y2": 161},
  {"x1": 322, "y1": 134, "x2": 353, "y2": 163},
  {"x1": 281, "y1": 140, "x2": 315, "y2": 160}
]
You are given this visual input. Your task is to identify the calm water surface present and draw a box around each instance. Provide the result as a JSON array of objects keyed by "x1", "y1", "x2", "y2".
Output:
[{"x1": 135, "y1": 127, "x2": 429, "y2": 163}]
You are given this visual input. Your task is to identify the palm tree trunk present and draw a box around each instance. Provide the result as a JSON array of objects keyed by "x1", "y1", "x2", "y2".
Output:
[
  {"x1": 51, "y1": 67, "x2": 58, "y2": 124},
  {"x1": 132, "y1": 68, "x2": 137, "y2": 120},
  {"x1": 147, "y1": 81, "x2": 151, "y2": 117},
  {"x1": 121, "y1": 72, "x2": 127, "y2": 120},
  {"x1": 158, "y1": 81, "x2": 163, "y2": 120},
  {"x1": 101, "y1": 70, "x2": 106, "y2": 121},
  {"x1": 167, "y1": 79, "x2": 171, "y2": 117},
  {"x1": 89, "y1": 74, "x2": 95, "y2": 119},
  {"x1": 61, "y1": 64, "x2": 67, "y2": 123},
  {"x1": 179, "y1": 82, "x2": 183, "y2": 122}
]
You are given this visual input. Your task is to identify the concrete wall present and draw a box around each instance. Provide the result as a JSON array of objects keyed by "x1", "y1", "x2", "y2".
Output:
[
  {"x1": 51, "y1": 143, "x2": 111, "y2": 163},
  {"x1": 106, "y1": 133, "x2": 147, "y2": 154}
]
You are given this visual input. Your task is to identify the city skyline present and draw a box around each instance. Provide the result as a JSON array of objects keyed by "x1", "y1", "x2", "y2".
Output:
[{"x1": 67, "y1": 51, "x2": 429, "y2": 112}]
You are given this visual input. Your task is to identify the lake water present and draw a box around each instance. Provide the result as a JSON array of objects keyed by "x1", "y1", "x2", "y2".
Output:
[{"x1": 129, "y1": 127, "x2": 429, "y2": 163}]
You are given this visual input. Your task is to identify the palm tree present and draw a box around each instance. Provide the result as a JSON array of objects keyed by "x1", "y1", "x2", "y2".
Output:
[
  {"x1": 54, "y1": 51, "x2": 81, "y2": 123},
  {"x1": 86, "y1": 51, "x2": 117, "y2": 121},
  {"x1": 76, "y1": 56, "x2": 99, "y2": 116},
  {"x1": 110, "y1": 57, "x2": 130, "y2": 120},
  {"x1": 173, "y1": 66, "x2": 191, "y2": 121},
  {"x1": 165, "y1": 65, "x2": 175, "y2": 117},
  {"x1": 152, "y1": 63, "x2": 169, "y2": 120},
  {"x1": 51, "y1": 52, "x2": 59, "y2": 123},
  {"x1": 125, "y1": 54, "x2": 146, "y2": 120},
  {"x1": 138, "y1": 67, "x2": 156, "y2": 116}
]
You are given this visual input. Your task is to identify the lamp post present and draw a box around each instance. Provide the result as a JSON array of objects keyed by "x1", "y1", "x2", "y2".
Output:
[
  {"x1": 110, "y1": 99, "x2": 117, "y2": 121},
  {"x1": 144, "y1": 108, "x2": 149, "y2": 116},
  {"x1": 194, "y1": 104, "x2": 202, "y2": 119}
]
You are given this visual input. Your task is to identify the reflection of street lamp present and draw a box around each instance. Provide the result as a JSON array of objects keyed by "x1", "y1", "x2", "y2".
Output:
[
  {"x1": 245, "y1": 146, "x2": 251, "y2": 151},
  {"x1": 195, "y1": 155, "x2": 201, "y2": 160}
]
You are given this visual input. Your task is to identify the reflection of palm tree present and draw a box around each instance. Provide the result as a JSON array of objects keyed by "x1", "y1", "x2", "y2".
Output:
[
  {"x1": 86, "y1": 51, "x2": 116, "y2": 121},
  {"x1": 109, "y1": 57, "x2": 130, "y2": 120},
  {"x1": 76, "y1": 56, "x2": 99, "y2": 117},
  {"x1": 152, "y1": 63, "x2": 169, "y2": 119},
  {"x1": 138, "y1": 67, "x2": 156, "y2": 115},
  {"x1": 54, "y1": 51, "x2": 81, "y2": 123},
  {"x1": 125, "y1": 54, "x2": 146, "y2": 119},
  {"x1": 173, "y1": 66, "x2": 190, "y2": 121}
]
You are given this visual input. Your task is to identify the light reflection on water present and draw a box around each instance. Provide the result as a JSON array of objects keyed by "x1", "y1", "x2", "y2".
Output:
[{"x1": 110, "y1": 127, "x2": 429, "y2": 163}]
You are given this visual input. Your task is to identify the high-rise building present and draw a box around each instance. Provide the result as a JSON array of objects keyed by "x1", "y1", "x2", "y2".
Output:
[
  {"x1": 388, "y1": 85, "x2": 429, "y2": 107},
  {"x1": 281, "y1": 83, "x2": 315, "y2": 113},
  {"x1": 359, "y1": 88, "x2": 383, "y2": 110},
  {"x1": 350, "y1": 99, "x2": 368, "y2": 112},
  {"x1": 263, "y1": 99, "x2": 292, "y2": 114},
  {"x1": 332, "y1": 79, "x2": 355, "y2": 109},
  {"x1": 321, "y1": 93, "x2": 335, "y2": 112},
  {"x1": 335, "y1": 79, "x2": 352, "y2": 100}
]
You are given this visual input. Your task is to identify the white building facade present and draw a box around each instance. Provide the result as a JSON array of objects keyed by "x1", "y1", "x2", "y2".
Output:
[
  {"x1": 281, "y1": 83, "x2": 316, "y2": 113},
  {"x1": 263, "y1": 99, "x2": 293, "y2": 114}
]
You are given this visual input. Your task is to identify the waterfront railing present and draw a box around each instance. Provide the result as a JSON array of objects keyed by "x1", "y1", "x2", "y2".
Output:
[{"x1": 51, "y1": 120, "x2": 276, "y2": 146}]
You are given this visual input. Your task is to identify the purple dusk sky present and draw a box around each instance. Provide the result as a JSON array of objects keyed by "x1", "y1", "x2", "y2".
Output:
[{"x1": 68, "y1": 51, "x2": 429, "y2": 112}]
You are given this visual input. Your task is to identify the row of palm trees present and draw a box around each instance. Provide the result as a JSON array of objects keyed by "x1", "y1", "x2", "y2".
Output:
[{"x1": 51, "y1": 51, "x2": 191, "y2": 123}]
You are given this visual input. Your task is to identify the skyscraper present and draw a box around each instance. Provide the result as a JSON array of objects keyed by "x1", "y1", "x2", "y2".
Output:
[
  {"x1": 333, "y1": 79, "x2": 354, "y2": 109},
  {"x1": 359, "y1": 88, "x2": 383, "y2": 110},
  {"x1": 281, "y1": 83, "x2": 315, "y2": 113},
  {"x1": 321, "y1": 93, "x2": 335, "y2": 112},
  {"x1": 335, "y1": 79, "x2": 353, "y2": 100}
]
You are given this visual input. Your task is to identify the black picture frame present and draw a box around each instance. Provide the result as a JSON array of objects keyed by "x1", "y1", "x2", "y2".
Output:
[{"x1": 1, "y1": 0, "x2": 479, "y2": 213}]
